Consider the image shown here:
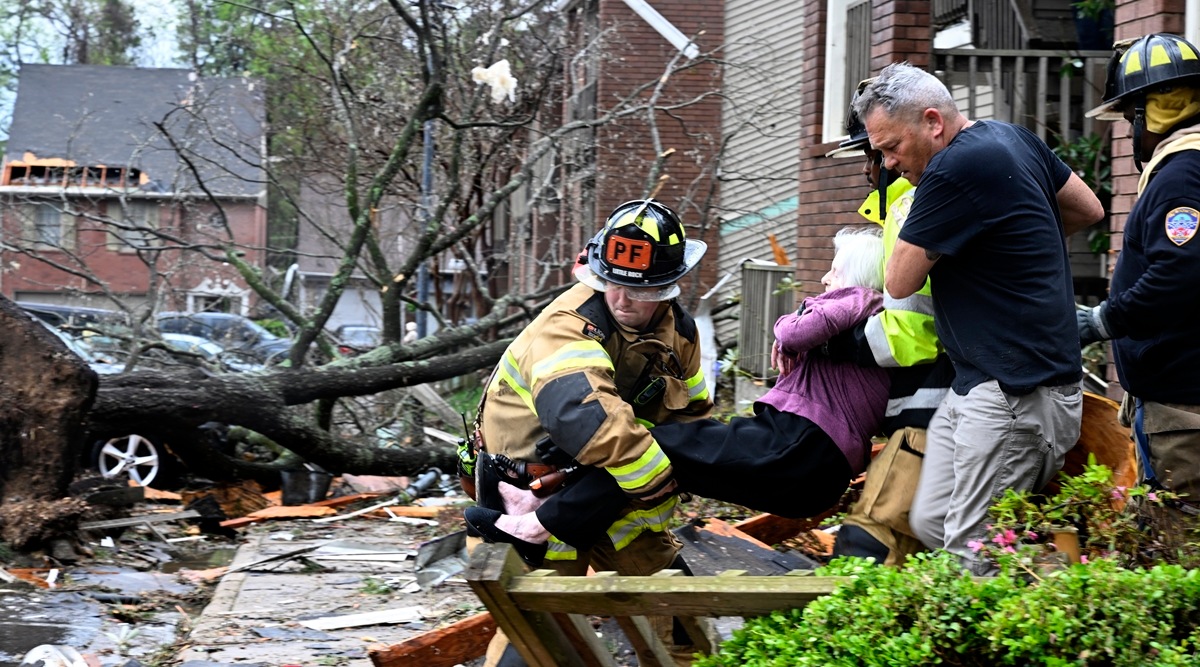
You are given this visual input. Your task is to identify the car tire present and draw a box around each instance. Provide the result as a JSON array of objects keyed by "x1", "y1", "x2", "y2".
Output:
[{"x1": 91, "y1": 434, "x2": 182, "y2": 489}]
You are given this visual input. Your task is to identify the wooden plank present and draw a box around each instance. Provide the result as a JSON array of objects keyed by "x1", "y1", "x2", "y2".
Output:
[
  {"x1": 674, "y1": 614, "x2": 714, "y2": 655},
  {"x1": 372, "y1": 506, "x2": 443, "y2": 519},
  {"x1": 313, "y1": 492, "x2": 382, "y2": 508},
  {"x1": 312, "y1": 494, "x2": 409, "y2": 524},
  {"x1": 218, "y1": 516, "x2": 261, "y2": 529},
  {"x1": 505, "y1": 571, "x2": 846, "y2": 617},
  {"x1": 652, "y1": 569, "x2": 712, "y2": 655},
  {"x1": 698, "y1": 517, "x2": 773, "y2": 550},
  {"x1": 300, "y1": 606, "x2": 422, "y2": 631},
  {"x1": 466, "y1": 543, "x2": 586, "y2": 667},
  {"x1": 133, "y1": 484, "x2": 181, "y2": 502},
  {"x1": 80, "y1": 510, "x2": 201, "y2": 530},
  {"x1": 246, "y1": 504, "x2": 336, "y2": 519},
  {"x1": 733, "y1": 513, "x2": 826, "y2": 545},
  {"x1": 410, "y1": 383, "x2": 461, "y2": 425},
  {"x1": 368, "y1": 611, "x2": 498, "y2": 667},
  {"x1": 554, "y1": 613, "x2": 618, "y2": 667},
  {"x1": 614, "y1": 615, "x2": 672, "y2": 667}
]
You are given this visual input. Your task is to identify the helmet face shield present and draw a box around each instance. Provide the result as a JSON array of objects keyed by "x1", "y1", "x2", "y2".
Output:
[
  {"x1": 573, "y1": 264, "x2": 681, "y2": 301},
  {"x1": 826, "y1": 77, "x2": 876, "y2": 158}
]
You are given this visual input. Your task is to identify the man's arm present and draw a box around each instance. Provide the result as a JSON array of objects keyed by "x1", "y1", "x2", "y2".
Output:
[
  {"x1": 885, "y1": 238, "x2": 939, "y2": 299},
  {"x1": 1058, "y1": 172, "x2": 1105, "y2": 236}
]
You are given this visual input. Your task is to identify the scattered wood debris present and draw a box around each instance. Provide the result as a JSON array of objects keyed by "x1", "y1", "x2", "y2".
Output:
[
  {"x1": 368, "y1": 611, "x2": 497, "y2": 667},
  {"x1": 182, "y1": 480, "x2": 272, "y2": 520},
  {"x1": 299, "y1": 605, "x2": 424, "y2": 631},
  {"x1": 79, "y1": 510, "x2": 202, "y2": 531}
]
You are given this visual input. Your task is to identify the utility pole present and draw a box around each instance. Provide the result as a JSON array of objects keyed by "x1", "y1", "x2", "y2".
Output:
[
  {"x1": 416, "y1": 9, "x2": 437, "y2": 340},
  {"x1": 416, "y1": 116, "x2": 433, "y2": 339}
]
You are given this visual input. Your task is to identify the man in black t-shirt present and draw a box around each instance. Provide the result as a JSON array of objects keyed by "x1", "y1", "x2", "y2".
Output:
[{"x1": 854, "y1": 62, "x2": 1105, "y2": 574}]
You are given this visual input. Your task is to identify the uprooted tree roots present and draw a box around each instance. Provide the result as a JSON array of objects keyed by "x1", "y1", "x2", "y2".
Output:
[{"x1": 0, "y1": 498, "x2": 91, "y2": 551}]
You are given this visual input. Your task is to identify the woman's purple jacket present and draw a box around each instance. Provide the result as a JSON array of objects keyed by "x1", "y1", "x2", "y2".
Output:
[{"x1": 756, "y1": 285, "x2": 890, "y2": 475}]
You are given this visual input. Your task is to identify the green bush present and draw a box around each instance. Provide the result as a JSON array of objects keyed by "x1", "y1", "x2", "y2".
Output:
[
  {"x1": 698, "y1": 554, "x2": 1200, "y2": 667},
  {"x1": 699, "y1": 460, "x2": 1200, "y2": 667}
]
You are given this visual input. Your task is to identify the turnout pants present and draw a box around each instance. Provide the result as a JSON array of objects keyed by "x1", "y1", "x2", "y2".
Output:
[{"x1": 834, "y1": 427, "x2": 927, "y2": 565}]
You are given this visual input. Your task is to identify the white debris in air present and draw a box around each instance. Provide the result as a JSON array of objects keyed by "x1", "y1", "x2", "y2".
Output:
[{"x1": 471, "y1": 59, "x2": 518, "y2": 104}]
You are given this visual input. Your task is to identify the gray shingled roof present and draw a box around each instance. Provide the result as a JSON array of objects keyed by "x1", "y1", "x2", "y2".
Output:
[{"x1": 4, "y1": 64, "x2": 265, "y2": 197}]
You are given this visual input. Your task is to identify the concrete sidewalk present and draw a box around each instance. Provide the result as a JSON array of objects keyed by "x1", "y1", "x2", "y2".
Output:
[{"x1": 178, "y1": 519, "x2": 485, "y2": 667}]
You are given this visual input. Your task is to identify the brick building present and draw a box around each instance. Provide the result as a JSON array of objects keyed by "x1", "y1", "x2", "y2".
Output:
[
  {"x1": 795, "y1": 0, "x2": 1195, "y2": 395},
  {"x1": 0, "y1": 64, "x2": 267, "y2": 315},
  {"x1": 497, "y1": 0, "x2": 725, "y2": 302}
]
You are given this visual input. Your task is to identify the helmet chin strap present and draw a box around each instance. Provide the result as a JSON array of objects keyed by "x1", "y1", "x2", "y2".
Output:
[
  {"x1": 1132, "y1": 97, "x2": 1147, "y2": 174},
  {"x1": 875, "y1": 154, "x2": 889, "y2": 222}
]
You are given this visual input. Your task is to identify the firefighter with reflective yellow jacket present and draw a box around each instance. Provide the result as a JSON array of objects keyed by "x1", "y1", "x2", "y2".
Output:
[
  {"x1": 471, "y1": 199, "x2": 711, "y2": 666},
  {"x1": 823, "y1": 79, "x2": 955, "y2": 564}
]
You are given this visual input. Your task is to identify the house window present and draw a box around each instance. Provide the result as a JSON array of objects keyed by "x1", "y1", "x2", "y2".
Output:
[
  {"x1": 193, "y1": 295, "x2": 240, "y2": 313},
  {"x1": 20, "y1": 201, "x2": 76, "y2": 251},
  {"x1": 823, "y1": 0, "x2": 873, "y2": 142},
  {"x1": 109, "y1": 200, "x2": 160, "y2": 251}
]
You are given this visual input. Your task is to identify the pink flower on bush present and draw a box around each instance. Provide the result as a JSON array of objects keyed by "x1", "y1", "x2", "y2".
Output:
[
  {"x1": 992, "y1": 529, "x2": 1019, "y2": 547},
  {"x1": 1112, "y1": 486, "x2": 1127, "y2": 500},
  {"x1": 1080, "y1": 555, "x2": 1090, "y2": 564},
  {"x1": 1148, "y1": 491, "x2": 1159, "y2": 502},
  {"x1": 968, "y1": 540, "x2": 985, "y2": 553}
]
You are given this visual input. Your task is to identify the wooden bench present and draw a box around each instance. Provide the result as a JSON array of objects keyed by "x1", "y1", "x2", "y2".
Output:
[{"x1": 464, "y1": 542, "x2": 846, "y2": 666}]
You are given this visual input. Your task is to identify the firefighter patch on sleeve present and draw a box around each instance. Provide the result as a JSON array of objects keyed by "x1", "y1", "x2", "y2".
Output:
[
  {"x1": 1165, "y1": 207, "x2": 1200, "y2": 246},
  {"x1": 582, "y1": 322, "x2": 605, "y2": 342}
]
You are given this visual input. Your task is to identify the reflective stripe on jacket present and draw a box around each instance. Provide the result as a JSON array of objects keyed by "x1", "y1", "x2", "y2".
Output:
[
  {"x1": 544, "y1": 495, "x2": 680, "y2": 561},
  {"x1": 859, "y1": 183, "x2": 942, "y2": 369}
]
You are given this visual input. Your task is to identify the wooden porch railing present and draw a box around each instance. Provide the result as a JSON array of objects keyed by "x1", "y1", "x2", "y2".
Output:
[
  {"x1": 931, "y1": 48, "x2": 1111, "y2": 142},
  {"x1": 466, "y1": 542, "x2": 846, "y2": 667}
]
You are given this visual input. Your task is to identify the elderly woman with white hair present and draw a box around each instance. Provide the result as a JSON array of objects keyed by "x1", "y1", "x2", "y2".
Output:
[{"x1": 467, "y1": 227, "x2": 893, "y2": 567}]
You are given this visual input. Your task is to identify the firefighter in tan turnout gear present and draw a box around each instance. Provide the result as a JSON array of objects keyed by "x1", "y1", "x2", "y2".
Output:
[{"x1": 471, "y1": 198, "x2": 712, "y2": 666}]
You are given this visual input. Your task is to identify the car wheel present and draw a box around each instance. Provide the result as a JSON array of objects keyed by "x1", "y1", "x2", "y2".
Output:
[{"x1": 91, "y1": 434, "x2": 180, "y2": 488}]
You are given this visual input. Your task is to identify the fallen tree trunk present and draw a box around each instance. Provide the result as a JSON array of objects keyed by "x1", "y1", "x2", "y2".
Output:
[{"x1": 85, "y1": 339, "x2": 511, "y2": 477}]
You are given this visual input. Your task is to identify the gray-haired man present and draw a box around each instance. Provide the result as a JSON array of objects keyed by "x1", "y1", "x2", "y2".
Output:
[{"x1": 854, "y1": 62, "x2": 1104, "y2": 573}]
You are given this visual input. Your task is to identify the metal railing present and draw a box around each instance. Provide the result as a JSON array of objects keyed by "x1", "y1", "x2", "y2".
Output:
[{"x1": 931, "y1": 48, "x2": 1112, "y2": 142}]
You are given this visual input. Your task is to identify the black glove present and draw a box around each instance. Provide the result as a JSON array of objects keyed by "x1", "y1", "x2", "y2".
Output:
[
  {"x1": 1077, "y1": 302, "x2": 1112, "y2": 347},
  {"x1": 820, "y1": 327, "x2": 861, "y2": 363},
  {"x1": 813, "y1": 320, "x2": 876, "y2": 367},
  {"x1": 535, "y1": 436, "x2": 577, "y2": 467}
]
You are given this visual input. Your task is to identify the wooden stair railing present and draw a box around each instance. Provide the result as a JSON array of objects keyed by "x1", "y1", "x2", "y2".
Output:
[{"x1": 465, "y1": 542, "x2": 846, "y2": 667}]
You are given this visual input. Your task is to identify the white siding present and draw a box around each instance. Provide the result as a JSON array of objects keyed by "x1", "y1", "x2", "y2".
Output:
[{"x1": 718, "y1": 0, "x2": 803, "y2": 348}]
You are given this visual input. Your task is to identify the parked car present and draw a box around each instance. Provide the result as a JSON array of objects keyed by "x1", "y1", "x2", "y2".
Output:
[
  {"x1": 334, "y1": 324, "x2": 382, "y2": 357},
  {"x1": 157, "y1": 312, "x2": 292, "y2": 365},
  {"x1": 36, "y1": 318, "x2": 125, "y2": 375},
  {"x1": 31, "y1": 318, "x2": 257, "y2": 488},
  {"x1": 30, "y1": 319, "x2": 170, "y2": 486},
  {"x1": 161, "y1": 332, "x2": 265, "y2": 373},
  {"x1": 18, "y1": 300, "x2": 130, "y2": 336}
]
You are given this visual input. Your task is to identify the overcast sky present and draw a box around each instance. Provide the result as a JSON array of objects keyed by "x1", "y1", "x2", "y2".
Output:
[{"x1": 1, "y1": 3, "x2": 183, "y2": 143}]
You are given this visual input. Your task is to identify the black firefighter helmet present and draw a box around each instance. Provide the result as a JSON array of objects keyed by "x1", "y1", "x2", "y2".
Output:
[{"x1": 576, "y1": 199, "x2": 707, "y2": 300}]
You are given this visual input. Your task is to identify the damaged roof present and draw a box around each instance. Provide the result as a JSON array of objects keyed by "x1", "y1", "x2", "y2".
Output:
[{"x1": 5, "y1": 63, "x2": 265, "y2": 197}]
